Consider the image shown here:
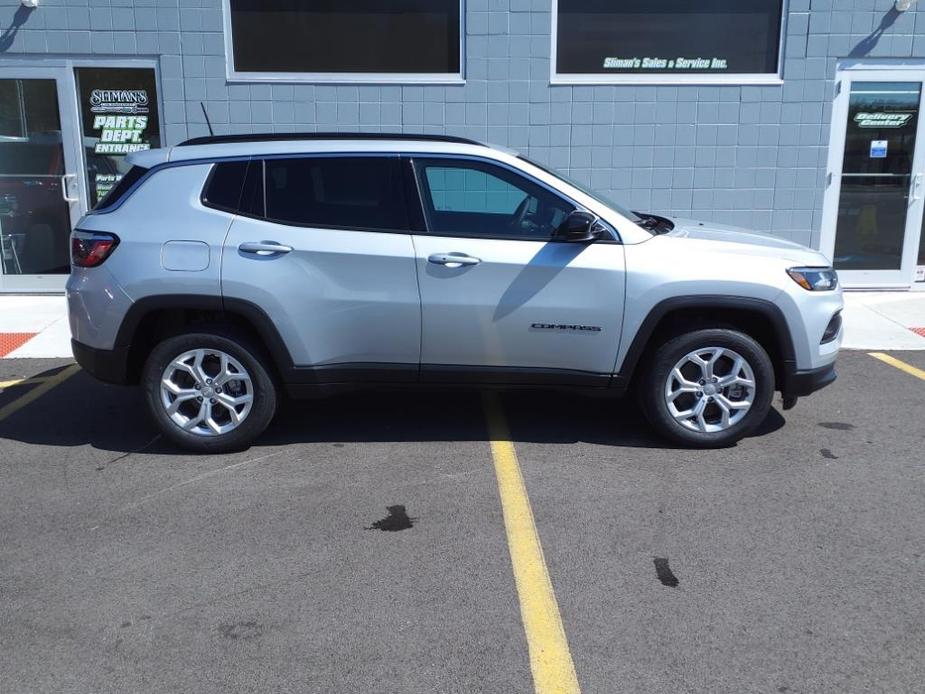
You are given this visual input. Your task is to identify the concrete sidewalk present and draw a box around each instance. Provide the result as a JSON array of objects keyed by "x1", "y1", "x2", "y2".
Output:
[{"x1": 1, "y1": 291, "x2": 924, "y2": 358}]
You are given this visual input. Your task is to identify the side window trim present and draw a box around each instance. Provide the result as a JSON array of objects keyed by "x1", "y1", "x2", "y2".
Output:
[
  {"x1": 409, "y1": 154, "x2": 586, "y2": 242},
  {"x1": 401, "y1": 156, "x2": 428, "y2": 232},
  {"x1": 410, "y1": 157, "x2": 439, "y2": 233}
]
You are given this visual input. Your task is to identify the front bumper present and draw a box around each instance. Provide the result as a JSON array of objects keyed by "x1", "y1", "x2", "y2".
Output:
[
  {"x1": 71, "y1": 339, "x2": 130, "y2": 385},
  {"x1": 781, "y1": 361, "x2": 837, "y2": 397}
]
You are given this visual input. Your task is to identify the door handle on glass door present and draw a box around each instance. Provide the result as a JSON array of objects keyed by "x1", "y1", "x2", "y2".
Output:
[
  {"x1": 61, "y1": 174, "x2": 78, "y2": 203},
  {"x1": 427, "y1": 253, "x2": 481, "y2": 268},
  {"x1": 911, "y1": 173, "x2": 924, "y2": 203},
  {"x1": 238, "y1": 241, "x2": 293, "y2": 256}
]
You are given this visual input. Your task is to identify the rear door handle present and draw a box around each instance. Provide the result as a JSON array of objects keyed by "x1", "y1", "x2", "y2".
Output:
[
  {"x1": 239, "y1": 241, "x2": 293, "y2": 256},
  {"x1": 427, "y1": 252, "x2": 481, "y2": 268}
]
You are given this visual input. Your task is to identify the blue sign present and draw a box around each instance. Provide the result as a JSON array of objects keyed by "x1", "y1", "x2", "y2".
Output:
[{"x1": 870, "y1": 140, "x2": 888, "y2": 158}]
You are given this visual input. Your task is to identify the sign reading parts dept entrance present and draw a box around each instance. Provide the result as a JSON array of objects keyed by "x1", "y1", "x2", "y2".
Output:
[
  {"x1": 92, "y1": 115, "x2": 151, "y2": 155},
  {"x1": 74, "y1": 67, "x2": 161, "y2": 207},
  {"x1": 89, "y1": 88, "x2": 151, "y2": 154}
]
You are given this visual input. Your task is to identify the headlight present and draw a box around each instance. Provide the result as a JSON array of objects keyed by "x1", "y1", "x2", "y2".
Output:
[{"x1": 787, "y1": 267, "x2": 838, "y2": 291}]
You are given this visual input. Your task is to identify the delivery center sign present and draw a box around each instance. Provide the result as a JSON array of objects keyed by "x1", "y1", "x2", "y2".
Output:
[{"x1": 74, "y1": 68, "x2": 161, "y2": 206}]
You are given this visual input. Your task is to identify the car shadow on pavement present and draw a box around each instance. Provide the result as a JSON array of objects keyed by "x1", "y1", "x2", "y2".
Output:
[{"x1": 0, "y1": 366, "x2": 784, "y2": 454}]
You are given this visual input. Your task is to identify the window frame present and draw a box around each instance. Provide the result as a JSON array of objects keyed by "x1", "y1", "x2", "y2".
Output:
[
  {"x1": 222, "y1": 0, "x2": 466, "y2": 84},
  {"x1": 550, "y1": 0, "x2": 788, "y2": 86},
  {"x1": 408, "y1": 154, "x2": 618, "y2": 243}
]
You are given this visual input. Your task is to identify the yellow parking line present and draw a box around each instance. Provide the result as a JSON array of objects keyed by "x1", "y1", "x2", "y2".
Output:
[
  {"x1": 0, "y1": 376, "x2": 51, "y2": 391},
  {"x1": 0, "y1": 364, "x2": 80, "y2": 424},
  {"x1": 482, "y1": 392, "x2": 581, "y2": 694},
  {"x1": 869, "y1": 352, "x2": 925, "y2": 382}
]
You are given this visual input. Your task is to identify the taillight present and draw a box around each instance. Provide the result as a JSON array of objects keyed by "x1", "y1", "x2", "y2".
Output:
[{"x1": 71, "y1": 230, "x2": 119, "y2": 268}]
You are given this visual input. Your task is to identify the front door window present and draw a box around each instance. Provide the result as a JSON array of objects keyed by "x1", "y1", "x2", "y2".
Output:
[{"x1": 414, "y1": 158, "x2": 574, "y2": 240}]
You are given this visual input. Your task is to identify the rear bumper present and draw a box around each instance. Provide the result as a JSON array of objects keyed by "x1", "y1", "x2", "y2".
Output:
[
  {"x1": 71, "y1": 339, "x2": 129, "y2": 385},
  {"x1": 781, "y1": 361, "x2": 837, "y2": 397}
]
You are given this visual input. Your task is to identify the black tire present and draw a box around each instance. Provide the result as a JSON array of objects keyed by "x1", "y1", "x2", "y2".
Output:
[
  {"x1": 141, "y1": 330, "x2": 277, "y2": 453},
  {"x1": 639, "y1": 328, "x2": 774, "y2": 448}
]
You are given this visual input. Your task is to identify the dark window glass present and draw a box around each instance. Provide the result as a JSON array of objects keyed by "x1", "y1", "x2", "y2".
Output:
[
  {"x1": 202, "y1": 161, "x2": 248, "y2": 213},
  {"x1": 94, "y1": 165, "x2": 148, "y2": 211},
  {"x1": 229, "y1": 0, "x2": 460, "y2": 75},
  {"x1": 415, "y1": 159, "x2": 574, "y2": 240},
  {"x1": 833, "y1": 83, "x2": 920, "y2": 271},
  {"x1": 556, "y1": 0, "x2": 783, "y2": 76},
  {"x1": 0, "y1": 79, "x2": 64, "y2": 176},
  {"x1": 0, "y1": 78, "x2": 71, "y2": 276},
  {"x1": 263, "y1": 157, "x2": 409, "y2": 231}
]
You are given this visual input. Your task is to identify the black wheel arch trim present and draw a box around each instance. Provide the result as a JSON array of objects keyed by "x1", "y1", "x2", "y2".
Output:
[
  {"x1": 107, "y1": 294, "x2": 295, "y2": 384},
  {"x1": 615, "y1": 295, "x2": 798, "y2": 389}
]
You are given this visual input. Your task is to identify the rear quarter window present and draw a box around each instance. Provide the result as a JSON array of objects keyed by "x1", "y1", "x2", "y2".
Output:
[
  {"x1": 201, "y1": 160, "x2": 249, "y2": 213},
  {"x1": 93, "y1": 165, "x2": 148, "y2": 211}
]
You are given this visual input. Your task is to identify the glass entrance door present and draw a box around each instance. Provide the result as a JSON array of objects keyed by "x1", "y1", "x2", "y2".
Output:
[
  {"x1": 823, "y1": 68, "x2": 925, "y2": 288},
  {"x1": 0, "y1": 67, "x2": 84, "y2": 292}
]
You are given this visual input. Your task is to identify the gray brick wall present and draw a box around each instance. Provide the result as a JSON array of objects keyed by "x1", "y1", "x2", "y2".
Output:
[{"x1": 2, "y1": 0, "x2": 924, "y2": 247}]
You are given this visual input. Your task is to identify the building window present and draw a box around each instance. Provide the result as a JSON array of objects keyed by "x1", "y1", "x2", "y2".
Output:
[
  {"x1": 553, "y1": 0, "x2": 785, "y2": 84},
  {"x1": 224, "y1": 0, "x2": 463, "y2": 83}
]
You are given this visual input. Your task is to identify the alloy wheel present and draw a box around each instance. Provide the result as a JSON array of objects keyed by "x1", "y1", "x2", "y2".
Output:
[
  {"x1": 159, "y1": 348, "x2": 254, "y2": 436},
  {"x1": 664, "y1": 346, "x2": 756, "y2": 433}
]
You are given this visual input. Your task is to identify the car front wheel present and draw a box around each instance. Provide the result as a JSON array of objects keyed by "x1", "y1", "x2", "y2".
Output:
[
  {"x1": 640, "y1": 328, "x2": 774, "y2": 448},
  {"x1": 142, "y1": 331, "x2": 277, "y2": 453}
]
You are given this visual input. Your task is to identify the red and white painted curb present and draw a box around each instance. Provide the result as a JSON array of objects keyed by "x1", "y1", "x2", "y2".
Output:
[{"x1": 0, "y1": 296, "x2": 72, "y2": 358}]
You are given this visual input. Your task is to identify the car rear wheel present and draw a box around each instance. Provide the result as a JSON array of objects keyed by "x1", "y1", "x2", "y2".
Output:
[
  {"x1": 640, "y1": 328, "x2": 774, "y2": 448},
  {"x1": 142, "y1": 331, "x2": 277, "y2": 453}
]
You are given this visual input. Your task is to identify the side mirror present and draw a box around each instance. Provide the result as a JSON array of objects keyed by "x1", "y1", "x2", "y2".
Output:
[{"x1": 554, "y1": 210, "x2": 601, "y2": 242}]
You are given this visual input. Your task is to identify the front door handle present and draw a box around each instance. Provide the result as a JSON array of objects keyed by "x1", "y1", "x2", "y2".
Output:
[
  {"x1": 239, "y1": 241, "x2": 293, "y2": 256},
  {"x1": 427, "y1": 252, "x2": 481, "y2": 268}
]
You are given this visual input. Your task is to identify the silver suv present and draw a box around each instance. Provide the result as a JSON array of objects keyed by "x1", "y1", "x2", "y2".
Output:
[{"x1": 67, "y1": 133, "x2": 843, "y2": 452}]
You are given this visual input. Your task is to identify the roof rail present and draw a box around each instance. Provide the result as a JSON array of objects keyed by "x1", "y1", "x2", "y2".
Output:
[{"x1": 178, "y1": 132, "x2": 484, "y2": 147}]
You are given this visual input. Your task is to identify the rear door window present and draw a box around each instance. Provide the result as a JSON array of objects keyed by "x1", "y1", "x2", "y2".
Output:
[{"x1": 262, "y1": 156, "x2": 409, "y2": 231}]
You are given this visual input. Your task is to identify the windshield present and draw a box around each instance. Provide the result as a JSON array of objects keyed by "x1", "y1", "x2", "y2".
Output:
[{"x1": 517, "y1": 155, "x2": 642, "y2": 224}]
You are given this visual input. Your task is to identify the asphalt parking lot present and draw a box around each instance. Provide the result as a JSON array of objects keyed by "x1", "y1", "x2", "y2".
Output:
[{"x1": 2, "y1": 350, "x2": 924, "y2": 694}]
